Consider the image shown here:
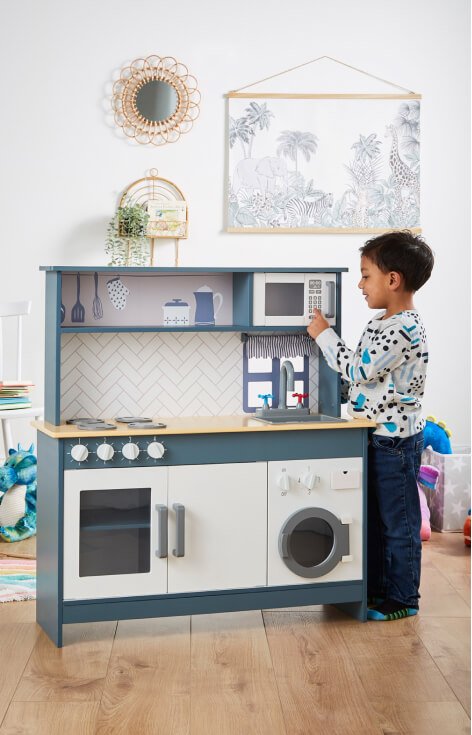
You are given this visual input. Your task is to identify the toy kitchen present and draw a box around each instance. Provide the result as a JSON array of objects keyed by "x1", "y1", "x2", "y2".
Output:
[{"x1": 34, "y1": 266, "x2": 374, "y2": 647}]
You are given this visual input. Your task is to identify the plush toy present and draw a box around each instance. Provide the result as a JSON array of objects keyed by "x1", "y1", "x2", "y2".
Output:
[
  {"x1": 417, "y1": 464, "x2": 440, "y2": 541},
  {"x1": 0, "y1": 444, "x2": 37, "y2": 542},
  {"x1": 424, "y1": 415, "x2": 452, "y2": 454},
  {"x1": 464, "y1": 510, "x2": 471, "y2": 548}
]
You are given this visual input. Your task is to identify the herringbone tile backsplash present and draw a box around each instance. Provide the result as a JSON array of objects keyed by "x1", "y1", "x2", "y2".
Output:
[{"x1": 60, "y1": 333, "x2": 319, "y2": 420}]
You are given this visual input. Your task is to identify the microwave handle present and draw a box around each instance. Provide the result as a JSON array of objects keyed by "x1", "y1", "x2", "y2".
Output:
[
  {"x1": 155, "y1": 504, "x2": 168, "y2": 558},
  {"x1": 324, "y1": 281, "x2": 335, "y2": 319}
]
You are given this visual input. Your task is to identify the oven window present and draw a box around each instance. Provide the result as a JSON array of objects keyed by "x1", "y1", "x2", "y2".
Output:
[
  {"x1": 79, "y1": 487, "x2": 151, "y2": 577},
  {"x1": 265, "y1": 283, "x2": 304, "y2": 316},
  {"x1": 289, "y1": 517, "x2": 334, "y2": 567}
]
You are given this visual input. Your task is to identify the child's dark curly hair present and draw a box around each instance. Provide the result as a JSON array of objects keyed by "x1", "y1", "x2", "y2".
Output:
[{"x1": 360, "y1": 230, "x2": 434, "y2": 292}]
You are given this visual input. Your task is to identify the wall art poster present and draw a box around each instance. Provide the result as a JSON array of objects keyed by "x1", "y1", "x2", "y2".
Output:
[{"x1": 227, "y1": 97, "x2": 420, "y2": 232}]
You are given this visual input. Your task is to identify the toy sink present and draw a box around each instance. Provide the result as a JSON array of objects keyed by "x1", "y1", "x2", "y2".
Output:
[{"x1": 252, "y1": 413, "x2": 347, "y2": 424}]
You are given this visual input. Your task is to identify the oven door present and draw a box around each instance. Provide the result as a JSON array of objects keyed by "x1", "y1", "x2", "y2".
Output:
[{"x1": 63, "y1": 467, "x2": 167, "y2": 600}]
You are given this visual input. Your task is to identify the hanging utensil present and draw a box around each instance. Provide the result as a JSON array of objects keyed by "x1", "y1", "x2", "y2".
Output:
[
  {"x1": 60, "y1": 302, "x2": 66, "y2": 323},
  {"x1": 71, "y1": 274, "x2": 85, "y2": 323},
  {"x1": 92, "y1": 272, "x2": 103, "y2": 320}
]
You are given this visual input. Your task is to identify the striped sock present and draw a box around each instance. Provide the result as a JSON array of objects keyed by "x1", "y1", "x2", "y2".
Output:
[{"x1": 367, "y1": 598, "x2": 418, "y2": 621}]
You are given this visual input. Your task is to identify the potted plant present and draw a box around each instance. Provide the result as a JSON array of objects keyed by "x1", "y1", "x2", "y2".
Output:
[{"x1": 105, "y1": 204, "x2": 150, "y2": 266}]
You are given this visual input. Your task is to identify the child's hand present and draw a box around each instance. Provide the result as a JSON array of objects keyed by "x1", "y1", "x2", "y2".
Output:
[{"x1": 307, "y1": 309, "x2": 330, "y2": 340}]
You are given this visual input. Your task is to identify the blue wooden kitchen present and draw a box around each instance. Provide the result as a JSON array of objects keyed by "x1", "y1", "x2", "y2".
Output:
[{"x1": 34, "y1": 266, "x2": 374, "y2": 647}]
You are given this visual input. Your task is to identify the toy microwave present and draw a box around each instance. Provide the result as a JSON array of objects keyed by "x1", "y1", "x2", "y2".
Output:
[{"x1": 252, "y1": 272, "x2": 337, "y2": 327}]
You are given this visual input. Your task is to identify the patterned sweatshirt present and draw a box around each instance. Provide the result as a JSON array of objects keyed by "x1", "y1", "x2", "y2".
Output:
[{"x1": 316, "y1": 310, "x2": 428, "y2": 437}]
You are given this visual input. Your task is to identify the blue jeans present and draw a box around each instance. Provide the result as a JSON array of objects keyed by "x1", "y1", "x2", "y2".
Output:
[{"x1": 367, "y1": 431, "x2": 424, "y2": 608}]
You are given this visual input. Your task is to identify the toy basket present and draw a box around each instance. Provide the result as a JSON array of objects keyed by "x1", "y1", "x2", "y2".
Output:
[{"x1": 422, "y1": 445, "x2": 471, "y2": 532}]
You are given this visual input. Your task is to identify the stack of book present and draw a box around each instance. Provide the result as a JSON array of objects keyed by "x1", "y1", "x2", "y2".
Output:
[{"x1": 0, "y1": 381, "x2": 34, "y2": 410}]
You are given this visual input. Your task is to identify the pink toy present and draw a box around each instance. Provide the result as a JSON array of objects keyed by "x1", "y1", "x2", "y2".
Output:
[{"x1": 417, "y1": 464, "x2": 440, "y2": 541}]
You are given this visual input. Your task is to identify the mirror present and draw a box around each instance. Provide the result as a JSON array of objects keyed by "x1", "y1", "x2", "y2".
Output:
[
  {"x1": 135, "y1": 80, "x2": 178, "y2": 122},
  {"x1": 112, "y1": 55, "x2": 200, "y2": 147}
]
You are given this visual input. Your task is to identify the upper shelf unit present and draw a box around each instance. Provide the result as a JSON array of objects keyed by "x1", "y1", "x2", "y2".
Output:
[{"x1": 42, "y1": 267, "x2": 347, "y2": 334}]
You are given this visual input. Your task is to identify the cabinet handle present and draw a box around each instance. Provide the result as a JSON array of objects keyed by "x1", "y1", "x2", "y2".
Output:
[
  {"x1": 155, "y1": 505, "x2": 168, "y2": 558},
  {"x1": 325, "y1": 280, "x2": 335, "y2": 319},
  {"x1": 172, "y1": 503, "x2": 185, "y2": 557}
]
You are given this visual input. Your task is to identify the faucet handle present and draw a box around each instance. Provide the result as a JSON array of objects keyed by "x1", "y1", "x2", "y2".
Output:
[
  {"x1": 292, "y1": 392, "x2": 309, "y2": 408},
  {"x1": 258, "y1": 393, "x2": 274, "y2": 410}
]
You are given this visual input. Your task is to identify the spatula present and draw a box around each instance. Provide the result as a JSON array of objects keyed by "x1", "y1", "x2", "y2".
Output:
[{"x1": 71, "y1": 274, "x2": 85, "y2": 323}]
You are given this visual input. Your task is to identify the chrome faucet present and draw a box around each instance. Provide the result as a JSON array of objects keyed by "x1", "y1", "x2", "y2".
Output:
[{"x1": 278, "y1": 360, "x2": 295, "y2": 409}]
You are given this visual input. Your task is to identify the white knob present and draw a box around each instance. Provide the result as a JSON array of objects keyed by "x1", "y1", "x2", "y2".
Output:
[
  {"x1": 147, "y1": 441, "x2": 165, "y2": 459},
  {"x1": 71, "y1": 444, "x2": 89, "y2": 462},
  {"x1": 122, "y1": 442, "x2": 140, "y2": 460},
  {"x1": 97, "y1": 443, "x2": 114, "y2": 461},
  {"x1": 277, "y1": 473, "x2": 290, "y2": 491},
  {"x1": 302, "y1": 472, "x2": 319, "y2": 491}
]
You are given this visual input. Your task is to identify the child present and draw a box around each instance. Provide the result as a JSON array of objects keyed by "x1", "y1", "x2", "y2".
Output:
[{"x1": 307, "y1": 230, "x2": 434, "y2": 621}]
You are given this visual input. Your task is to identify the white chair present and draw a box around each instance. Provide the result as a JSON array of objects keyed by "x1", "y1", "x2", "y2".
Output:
[{"x1": 0, "y1": 301, "x2": 43, "y2": 456}]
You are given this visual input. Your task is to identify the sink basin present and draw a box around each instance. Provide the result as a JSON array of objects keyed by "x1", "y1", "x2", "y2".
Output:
[{"x1": 253, "y1": 413, "x2": 347, "y2": 424}]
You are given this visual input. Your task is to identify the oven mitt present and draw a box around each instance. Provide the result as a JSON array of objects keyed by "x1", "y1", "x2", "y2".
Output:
[{"x1": 106, "y1": 277, "x2": 130, "y2": 310}]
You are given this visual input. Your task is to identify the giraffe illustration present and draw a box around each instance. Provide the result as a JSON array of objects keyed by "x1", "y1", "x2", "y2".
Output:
[{"x1": 385, "y1": 125, "x2": 420, "y2": 217}]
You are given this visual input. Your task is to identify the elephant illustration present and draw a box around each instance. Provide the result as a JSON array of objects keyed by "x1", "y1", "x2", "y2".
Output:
[{"x1": 232, "y1": 157, "x2": 288, "y2": 196}]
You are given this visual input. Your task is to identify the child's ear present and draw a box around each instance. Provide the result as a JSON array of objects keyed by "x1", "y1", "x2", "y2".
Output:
[{"x1": 389, "y1": 271, "x2": 402, "y2": 289}]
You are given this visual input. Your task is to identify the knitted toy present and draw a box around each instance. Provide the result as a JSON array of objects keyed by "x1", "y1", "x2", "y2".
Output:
[
  {"x1": 424, "y1": 415, "x2": 452, "y2": 454},
  {"x1": 417, "y1": 464, "x2": 440, "y2": 541},
  {"x1": 0, "y1": 444, "x2": 37, "y2": 542}
]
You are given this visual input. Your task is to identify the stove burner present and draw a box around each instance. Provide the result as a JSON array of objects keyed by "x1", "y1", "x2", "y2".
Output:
[
  {"x1": 76, "y1": 422, "x2": 117, "y2": 430},
  {"x1": 67, "y1": 418, "x2": 102, "y2": 425},
  {"x1": 127, "y1": 422, "x2": 167, "y2": 429},
  {"x1": 115, "y1": 416, "x2": 153, "y2": 423}
]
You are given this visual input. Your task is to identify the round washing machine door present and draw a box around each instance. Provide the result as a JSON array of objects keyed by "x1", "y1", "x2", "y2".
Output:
[{"x1": 279, "y1": 507, "x2": 349, "y2": 579}]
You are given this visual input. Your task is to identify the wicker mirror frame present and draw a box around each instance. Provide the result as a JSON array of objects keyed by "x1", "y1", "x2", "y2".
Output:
[{"x1": 112, "y1": 55, "x2": 200, "y2": 146}]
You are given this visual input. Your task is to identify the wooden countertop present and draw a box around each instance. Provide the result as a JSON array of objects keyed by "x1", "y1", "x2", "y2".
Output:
[{"x1": 32, "y1": 415, "x2": 376, "y2": 439}]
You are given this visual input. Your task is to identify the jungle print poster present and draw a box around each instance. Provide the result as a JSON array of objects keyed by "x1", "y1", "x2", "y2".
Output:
[{"x1": 227, "y1": 96, "x2": 420, "y2": 232}]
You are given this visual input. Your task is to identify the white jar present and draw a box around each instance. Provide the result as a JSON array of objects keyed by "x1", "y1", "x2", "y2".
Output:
[{"x1": 162, "y1": 298, "x2": 190, "y2": 325}]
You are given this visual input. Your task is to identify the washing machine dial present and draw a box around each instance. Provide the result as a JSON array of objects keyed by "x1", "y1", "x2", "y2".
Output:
[
  {"x1": 302, "y1": 472, "x2": 319, "y2": 491},
  {"x1": 122, "y1": 442, "x2": 140, "y2": 461},
  {"x1": 97, "y1": 443, "x2": 114, "y2": 461},
  {"x1": 70, "y1": 444, "x2": 89, "y2": 463},
  {"x1": 147, "y1": 441, "x2": 165, "y2": 459},
  {"x1": 277, "y1": 473, "x2": 290, "y2": 492}
]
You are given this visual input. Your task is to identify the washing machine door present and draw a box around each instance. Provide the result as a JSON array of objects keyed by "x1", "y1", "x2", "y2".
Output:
[{"x1": 279, "y1": 507, "x2": 349, "y2": 579}]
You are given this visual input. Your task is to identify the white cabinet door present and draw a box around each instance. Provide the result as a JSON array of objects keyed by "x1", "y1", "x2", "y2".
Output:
[
  {"x1": 64, "y1": 467, "x2": 168, "y2": 600},
  {"x1": 167, "y1": 462, "x2": 267, "y2": 594}
]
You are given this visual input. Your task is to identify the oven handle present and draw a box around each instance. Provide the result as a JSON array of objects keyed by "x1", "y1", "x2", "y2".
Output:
[
  {"x1": 324, "y1": 280, "x2": 335, "y2": 319},
  {"x1": 155, "y1": 504, "x2": 168, "y2": 558},
  {"x1": 172, "y1": 503, "x2": 185, "y2": 558}
]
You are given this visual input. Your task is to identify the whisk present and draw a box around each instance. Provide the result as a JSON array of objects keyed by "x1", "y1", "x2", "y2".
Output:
[{"x1": 92, "y1": 272, "x2": 103, "y2": 320}]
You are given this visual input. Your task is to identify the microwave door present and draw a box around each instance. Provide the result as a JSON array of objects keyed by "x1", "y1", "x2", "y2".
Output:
[{"x1": 254, "y1": 273, "x2": 306, "y2": 326}]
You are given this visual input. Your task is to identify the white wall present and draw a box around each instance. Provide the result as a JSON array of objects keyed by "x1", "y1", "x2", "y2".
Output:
[{"x1": 0, "y1": 0, "x2": 470, "y2": 447}]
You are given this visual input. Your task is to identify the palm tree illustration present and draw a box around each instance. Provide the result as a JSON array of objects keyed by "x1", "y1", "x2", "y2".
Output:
[
  {"x1": 244, "y1": 102, "x2": 274, "y2": 157},
  {"x1": 276, "y1": 131, "x2": 318, "y2": 173},
  {"x1": 395, "y1": 101, "x2": 420, "y2": 169},
  {"x1": 229, "y1": 116, "x2": 254, "y2": 158},
  {"x1": 350, "y1": 133, "x2": 382, "y2": 186}
]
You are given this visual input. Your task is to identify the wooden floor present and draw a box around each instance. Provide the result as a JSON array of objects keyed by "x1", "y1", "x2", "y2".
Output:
[{"x1": 0, "y1": 532, "x2": 469, "y2": 734}]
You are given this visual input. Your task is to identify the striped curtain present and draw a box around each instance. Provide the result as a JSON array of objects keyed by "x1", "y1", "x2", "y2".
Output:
[{"x1": 245, "y1": 334, "x2": 317, "y2": 359}]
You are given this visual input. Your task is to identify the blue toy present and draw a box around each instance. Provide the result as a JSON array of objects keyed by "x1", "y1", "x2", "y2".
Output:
[
  {"x1": 0, "y1": 444, "x2": 37, "y2": 542},
  {"x1": 424, "y1": 415, "x2": 452, "y2": 454}
]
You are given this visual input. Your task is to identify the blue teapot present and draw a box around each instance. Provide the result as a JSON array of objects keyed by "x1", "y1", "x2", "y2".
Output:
[{"x1": 193, "y1": 285, "x2": 223, "y2": 326}]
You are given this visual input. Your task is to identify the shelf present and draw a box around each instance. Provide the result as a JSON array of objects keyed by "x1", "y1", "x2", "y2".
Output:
[
  {"x1": 60, "y1": 325, "x2": 310, "y2": 334},
  {"x1": 80, "y1": 508, "x2": 150, "y2": 532}
]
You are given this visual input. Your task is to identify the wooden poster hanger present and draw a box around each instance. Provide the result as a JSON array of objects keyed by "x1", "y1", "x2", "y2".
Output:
[{"x1": 227, "y1": 55, "x2": 421, "y2": 100}]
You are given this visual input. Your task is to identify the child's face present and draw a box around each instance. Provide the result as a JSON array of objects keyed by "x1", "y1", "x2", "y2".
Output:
[{"x1": 358, "y1": 256, "x2": 393, "y2": 309}]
